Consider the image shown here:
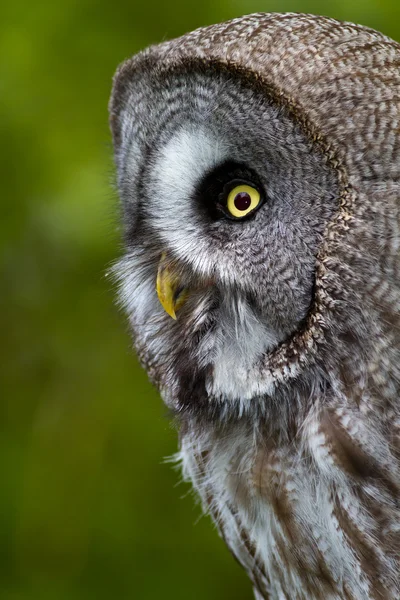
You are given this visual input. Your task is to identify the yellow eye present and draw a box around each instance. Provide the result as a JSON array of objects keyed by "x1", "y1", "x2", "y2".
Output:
[{"x1": 226, "y1": 184, "x2": 261, "y2": 218}]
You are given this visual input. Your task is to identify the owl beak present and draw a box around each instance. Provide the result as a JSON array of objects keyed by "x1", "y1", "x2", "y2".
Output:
[{"x1": 156, "y1": 253, "x2": 189, "y2": 320}]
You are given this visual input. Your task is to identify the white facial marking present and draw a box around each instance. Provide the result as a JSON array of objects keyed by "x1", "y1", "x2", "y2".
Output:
[
  {"x1": 206, "y1": 296, "x2": 280, "y2": 403},
  {"x1": 147, "y1": 127, "x2": 229, "y2": 265}
]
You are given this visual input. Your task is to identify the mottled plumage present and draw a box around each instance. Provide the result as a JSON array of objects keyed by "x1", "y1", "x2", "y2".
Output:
[{"x1": 109, "y1": 13, "x2": 400, "y2": 599}]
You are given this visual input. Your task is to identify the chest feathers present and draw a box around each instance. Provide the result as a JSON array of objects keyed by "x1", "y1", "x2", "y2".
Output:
[{"x1": 178, "y1": 408, "x2": 400, "y2": 600}]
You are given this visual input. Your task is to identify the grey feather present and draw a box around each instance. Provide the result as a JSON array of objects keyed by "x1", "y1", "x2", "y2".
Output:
[{"x1": 110, "y1": 13, "x2": 400, "y2": 599}]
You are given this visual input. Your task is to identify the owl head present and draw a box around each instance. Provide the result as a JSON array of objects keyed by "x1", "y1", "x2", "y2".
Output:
[{"x1": 110, "y1": 14, "x2": 400, "y2": 421}]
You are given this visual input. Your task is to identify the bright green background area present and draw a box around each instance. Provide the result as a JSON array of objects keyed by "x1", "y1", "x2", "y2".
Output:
[{"x1": 2, "y1": 1, "x2": 400, "y2": 599}]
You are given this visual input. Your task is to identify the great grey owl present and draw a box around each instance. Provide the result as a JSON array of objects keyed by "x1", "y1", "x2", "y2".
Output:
[{"x1": 109, "y1": 13, "x2": 400, "y2": 599}]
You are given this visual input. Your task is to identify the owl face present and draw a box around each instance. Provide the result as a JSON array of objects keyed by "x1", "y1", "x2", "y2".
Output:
[{"x1": 113, "y1": 63, "x2": 339, "y2": 411}]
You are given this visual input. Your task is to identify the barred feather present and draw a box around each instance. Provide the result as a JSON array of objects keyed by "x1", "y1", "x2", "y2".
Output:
[{"x1": 110, "y1": 13, "x2": 400, "y2": 599}]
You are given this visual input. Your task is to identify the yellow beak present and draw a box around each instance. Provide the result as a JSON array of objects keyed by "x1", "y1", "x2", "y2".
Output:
[{"x1": 156, "y1": 253, "x2": 189, "y2": 320}]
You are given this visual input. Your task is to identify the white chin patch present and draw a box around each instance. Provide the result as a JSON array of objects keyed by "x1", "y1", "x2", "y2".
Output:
[{"x1": 206, "y1": 296, "x2": 280, "y2": 404}]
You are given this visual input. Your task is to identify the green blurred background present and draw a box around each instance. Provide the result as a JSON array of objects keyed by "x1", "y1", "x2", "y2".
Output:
[{"x1": 2, "y1": 1, "x2": 400, "y2": 599}]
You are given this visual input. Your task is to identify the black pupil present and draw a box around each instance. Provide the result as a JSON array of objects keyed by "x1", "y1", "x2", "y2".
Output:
[{"x1": 234, "y1": 191, "x2": 252, "y2": 211}]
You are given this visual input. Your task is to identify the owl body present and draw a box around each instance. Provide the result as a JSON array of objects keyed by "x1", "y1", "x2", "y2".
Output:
[{"x1": 110, "y1": 14, "x2": 400, "y2": 599}]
